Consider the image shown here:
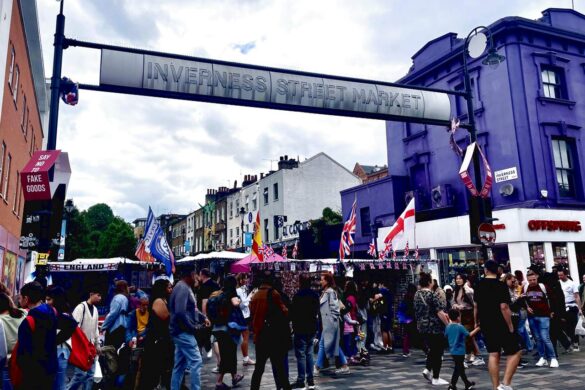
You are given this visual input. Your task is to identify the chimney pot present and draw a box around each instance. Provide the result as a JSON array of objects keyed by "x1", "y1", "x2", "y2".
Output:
[
  {"x1": 280, "y1": 156, "x2": 284, "y2": 161},
  {"x1": 285, "y1": 155, "x2": 288, "y2": 160}
]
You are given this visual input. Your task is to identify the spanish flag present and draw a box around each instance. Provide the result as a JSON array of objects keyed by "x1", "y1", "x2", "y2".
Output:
[{"x1": 252, "y1": 211, "x2": 264, "y2": 262}]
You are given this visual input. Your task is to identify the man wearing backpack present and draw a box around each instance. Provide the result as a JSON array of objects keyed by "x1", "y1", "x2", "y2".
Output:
[
  {"x1": 524, "y1": 270, "x2": 558, "y2": 368},
  {"x1": 67, "y1": 289, "x2": 102, "y2": 390},
  {"x1": 15, "y1": 281, "x2": 58, "y2": 389}
]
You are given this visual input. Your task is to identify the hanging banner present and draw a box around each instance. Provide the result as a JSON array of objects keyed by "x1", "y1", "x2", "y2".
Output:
[
  {"x1": 99, "y1": 49, "x2": 451, "y2": 124},
  {"x1": 459, "y1": 142, "x2": 493, "y2": 198},
  {"x1": 48, "y1": 261, "x2": 121, "y2": 272}
]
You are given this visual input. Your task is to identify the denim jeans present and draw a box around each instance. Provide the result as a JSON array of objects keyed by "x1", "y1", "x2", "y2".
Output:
[
  {"x1": 171, "y1": 333, "x2": 202, "y2": 390},
  {"x1": 1, "y1": 365, "x2": 13, "y2": 390},
  {"x1": 294, "y1": 334, "x2": 315, "y2": 384},
  {"x1": 66, "y1": 362, "x2": 95, "y2": 390},
  {"x1": 316, "y1": 335, "x2": 347, "y2": 368},
  {"x1": 55, "y1": 345, "x2": 70, "y2": 390},
  {"x1": 528, "y1": 316, "x2": 555, "y2": 360},
  {"x1": 517, "y1": 310, "x2": 533, "y2": 351}
]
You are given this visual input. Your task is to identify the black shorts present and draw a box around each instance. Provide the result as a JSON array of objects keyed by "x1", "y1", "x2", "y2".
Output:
[{"x1": 482, "y1": 329, "x2": 521, "y2": 356}]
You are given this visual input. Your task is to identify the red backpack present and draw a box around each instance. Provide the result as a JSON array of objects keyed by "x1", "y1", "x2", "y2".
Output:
[
  {"x1": 9, "y1": 316, "x2": 35, "y2": 388},
  {"x1": 69, "y1": 303, "x2": 97, "y2": 371}
]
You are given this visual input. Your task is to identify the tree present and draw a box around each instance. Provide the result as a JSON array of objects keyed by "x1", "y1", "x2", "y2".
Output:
[
  {"x1": 310, "y1": 207, "x2": 343, "y2": 247},
  {"x1": 322, "y1": 207, "x2": 342, "y2": 225},
  {"x1": 64, "y1": 202, "x2": 137, "y2": 260}
]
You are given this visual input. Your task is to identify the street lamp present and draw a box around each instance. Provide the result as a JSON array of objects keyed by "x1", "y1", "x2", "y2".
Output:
[
  {"x1": 239, "y1": 206, "x2": 246, "y2": 249},
  {"x1": 462, "y1": 26, "x2": 505, "y2": 260}
]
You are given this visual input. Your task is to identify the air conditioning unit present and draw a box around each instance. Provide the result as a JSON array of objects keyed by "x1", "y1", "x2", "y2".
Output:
[
  {"x1": 431, "y1": 184, "x2": 454, "y2": 209},
  {"x1": 404, "y1": 190, "x2": 428, "y2": 209}
]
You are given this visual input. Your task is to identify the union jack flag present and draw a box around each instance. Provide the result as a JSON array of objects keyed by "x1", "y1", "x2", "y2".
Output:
[
  {"x1": 263, "y1": 244, "x2": 275, "y2": 258},
  {"x1": 378, "y1": 250, "x2": 386, "y2": 260},
  {"x1": 403, "y1": 241, "x2": 410, "y2": 259},
  {"x1": 414, "y1": 245, "x2": 419, "y2": 260},
  {"x1": 282, "y1": 244, "x2": 288, "y2": 260},
  {"x1": 292, "y1": 241, "x2": 298, "y2": 259},
  {"x1": 367, "y1": 239, "x2": 376, "y2": 258},
  {"x1": 392, "y1": 248, "x2": 397, "y2": 260},
  {"x1": 339, "y1": 197, "x2": 357, "y2": 261}
]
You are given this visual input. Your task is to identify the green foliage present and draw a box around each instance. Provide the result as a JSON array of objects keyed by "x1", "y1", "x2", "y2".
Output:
[
  {"x1": 65, "y1": 203, "x2": 136, "y2": 260},
  {"x1": 321, "y1": 207, "x2": 342, "y2": 225}
]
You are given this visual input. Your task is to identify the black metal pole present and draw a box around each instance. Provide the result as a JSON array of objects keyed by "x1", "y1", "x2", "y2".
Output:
[
  {"x1": 463, "y1": 29, "x2": 490, "y2": 262},
  {"x1": 47, "y1": 1, "x2": 65, "y2": 151}
]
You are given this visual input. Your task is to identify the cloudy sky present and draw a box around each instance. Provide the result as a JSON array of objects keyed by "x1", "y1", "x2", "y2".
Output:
[{"x1": 36, "y1": 0, "x2": 581, "y2": 222}]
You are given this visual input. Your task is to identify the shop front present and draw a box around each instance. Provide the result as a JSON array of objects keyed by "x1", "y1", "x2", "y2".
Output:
[{"x1": 393, "y1": 208, "x2": 585, "y2": 284}]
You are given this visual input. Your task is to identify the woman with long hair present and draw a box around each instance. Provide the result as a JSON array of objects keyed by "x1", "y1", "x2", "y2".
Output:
[
  {"x1": 452, "y1": 274, "x2": 483, "y2": 365},
  {"x1": 140, "y1": 278, "x2": 174, "y2": 389},
  {"x1": 315, "y1": 272, "x2": 350, "y2": 376},
  {"x1": 46, "y1": 286, "x2": 77, "y2": 390},
  {"x1": 236, "y1": 273, "x2": 255, "y2": 366},
  {"x1": 0, "y1": 292, "x2": 24, "y2": 389}
]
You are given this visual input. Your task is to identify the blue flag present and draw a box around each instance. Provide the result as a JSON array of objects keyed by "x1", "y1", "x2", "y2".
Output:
[{"x1": 143, "y1": 207, "x2": 175, "y2": 275}]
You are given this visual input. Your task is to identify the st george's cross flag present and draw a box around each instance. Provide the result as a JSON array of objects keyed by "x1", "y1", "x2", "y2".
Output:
[{"x1": 382, "y1": 198, "x2": 416, "y2": 257}]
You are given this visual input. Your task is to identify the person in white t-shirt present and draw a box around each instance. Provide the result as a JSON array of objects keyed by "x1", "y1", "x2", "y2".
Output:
[{"x1": 557, "y1": 269, "x2": 583, "y2": 352}]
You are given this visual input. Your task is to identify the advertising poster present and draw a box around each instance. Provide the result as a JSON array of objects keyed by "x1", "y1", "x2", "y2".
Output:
[
  {"x1": 3, "y1": 252, "x2": 16, "y2": 295},
  {"x1": 15, "y1": 256, "x2": 25, "y2": 294}
]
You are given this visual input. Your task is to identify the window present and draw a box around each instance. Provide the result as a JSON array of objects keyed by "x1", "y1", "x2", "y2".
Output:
[
  {"x1": 264, "y1": 218, "x2": 269, "y2": 242},
  {"x1": 236, "y1": 227, "x2": 239, "y2": 237},
  {"x1": 12, "y1": 171, "x2": 20, "y2": 214},
  {"x1": 0, "y1": 143, "x2": 5, "y2": 198},
  {"x1": 263, "y1": 187, "x2": 269, "y2": 204},
  {"x1": 252, "y1": 192, "x2": 257, "y2": 210},
  {"x1": 21, "y1": 95, "x2": 27, "y2": 130},
  {"x1": 2, "y1": 154, "x2": 11, "y2": 201},
  {"x1": 274, "y1": 219, "x2": 280, "y2": 240},
  {"x1": 541, "y1": 67, "x2": 565, "y2": 99},
  {"x1": 229, "y1": 202, "x2": 233, "y2": 218},
  {"x1": 552, "y1": 139, "x2": 575, "y2": 197},
  {"x1": 273, "y1": 183, "x2": 279, "y2": 201},
  {"x1": 12, "y1": 66, "x2": 19, "y2": 103},
  {"x1": 229, "y1": 229, "x2": 233, "y2": 238},
  {"x1": 30, "y1": 133, "x2": 35, "y2": 155},
  {"x1": 360, "y1": 207, "x2": 372, "y2": 236},
  {"x1": 7, "y1": 46, "x2": 14, "y2": 91}
]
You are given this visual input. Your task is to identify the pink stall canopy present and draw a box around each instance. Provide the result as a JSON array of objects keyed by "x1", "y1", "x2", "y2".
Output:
[{"x1": 230, "y1": 252, "x2": 285, "y2": 273}]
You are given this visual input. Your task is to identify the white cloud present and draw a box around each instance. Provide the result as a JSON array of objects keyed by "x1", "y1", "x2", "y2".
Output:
[{"x1": 36, "y1": 0, "x2": 583, "y2": 221}]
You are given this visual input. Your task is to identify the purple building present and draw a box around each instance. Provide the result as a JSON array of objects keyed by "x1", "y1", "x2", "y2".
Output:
[{"x1": 341, "y1": 8, "x2": 585, "y2": 283}]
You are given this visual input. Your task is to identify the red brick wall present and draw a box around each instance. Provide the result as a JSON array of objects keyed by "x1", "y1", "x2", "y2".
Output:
[{"x1": 0, "y1": 1, "x2": 43, "y2": 258}]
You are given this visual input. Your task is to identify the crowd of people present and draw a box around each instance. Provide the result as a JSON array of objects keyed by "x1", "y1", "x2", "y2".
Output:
[{"x1": 0, "y1": 260, "x2": 582, "y2": 390}]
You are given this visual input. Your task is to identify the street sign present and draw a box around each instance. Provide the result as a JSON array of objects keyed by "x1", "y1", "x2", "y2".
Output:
[
  {"x1": 478, "y1": 223, "x2": 496, "y2": 245},
  {"x1": 19, "y1": 234, "x2": 39, "y2": 249},
  {"x1": 35, "y1": 252, "x2": 50, "y2": 266}
]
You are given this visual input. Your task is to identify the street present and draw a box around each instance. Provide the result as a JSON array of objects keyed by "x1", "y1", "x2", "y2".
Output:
[{"x1": 200, "y1": 348, "x2": 585, "y2": 389}]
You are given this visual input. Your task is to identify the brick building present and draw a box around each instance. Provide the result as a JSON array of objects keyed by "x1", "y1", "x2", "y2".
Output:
[{"x1": 0, "y1": 0, "x2": 47, "y2": 294}]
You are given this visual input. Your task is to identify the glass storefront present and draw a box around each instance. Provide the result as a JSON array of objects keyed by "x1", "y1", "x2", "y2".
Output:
[{"x1": 552, "y1": 242, "x2": 568, "y2": 267}]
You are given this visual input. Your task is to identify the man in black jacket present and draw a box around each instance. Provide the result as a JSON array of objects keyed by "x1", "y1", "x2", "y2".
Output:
[{"x1": 290, "y1": 274, "x2": 320, "y2": 390}]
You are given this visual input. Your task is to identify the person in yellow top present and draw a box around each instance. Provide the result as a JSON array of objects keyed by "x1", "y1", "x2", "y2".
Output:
[{"x1": 127, "y1": 291, "x2": 150, "y2": 347}]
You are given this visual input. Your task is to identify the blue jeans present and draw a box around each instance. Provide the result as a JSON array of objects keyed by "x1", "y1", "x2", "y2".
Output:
[
  {"x1": 517, "y1": 311, "x2": 533, "y2": 351},
  {"x1": 66, "y1": 362, "x2": 95, "y2": 390},
  {"x1": 528, "y1": 316, "x2": 555, "y2": 360},
  {"x1": 171, "y1": 333, "x2": 202, "y2": 390},
  {"x1": 316, "y1": 335, "x2": 347, "y2": 368},
  {"x1": 55, "y1": 345, "x2": 71, "y2": 390},
  {"x1": 1, "y1": 365, "x2": 13, "y2": 390},
  {"x1": 294, "y1": 334, "x2": 315, "y2": 384}
]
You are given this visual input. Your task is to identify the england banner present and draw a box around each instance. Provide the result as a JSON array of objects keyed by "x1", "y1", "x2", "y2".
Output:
[{"x1": 379, "y1": 198, "x2": 416, "y2": 256}]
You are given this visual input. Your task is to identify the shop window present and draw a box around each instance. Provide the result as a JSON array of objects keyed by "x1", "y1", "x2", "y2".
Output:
[
  {"x1": 552, "y1": 138, "x2": 576, "y2": 198},
  {"x1": 541, "y1": 66, "x2": 566, "y2": 99},
  {"x1": 552, "y1": 242, "x2": 568, "y2": 268},
  {"x1": 360, "y1": 207, "x2": 371, "y2": 236},
  {"x1": 529, "y1": 242, "x2": 545, "y2": 267}
]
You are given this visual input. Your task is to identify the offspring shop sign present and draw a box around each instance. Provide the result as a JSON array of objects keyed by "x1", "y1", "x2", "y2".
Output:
[{"x1": 527, "y1": 220, "x2": 582, "y2": 232}]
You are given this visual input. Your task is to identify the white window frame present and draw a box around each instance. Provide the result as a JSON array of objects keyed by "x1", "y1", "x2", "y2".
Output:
[
  {"x1": 12, "y1": 66, "x2": 19, "y2": 103},
  {"x1": 2, "y1": 154, "x2": 11, "y2": 201},
  {"x1": 7, "y1": 46, "x2": 15, "y2": 92}
]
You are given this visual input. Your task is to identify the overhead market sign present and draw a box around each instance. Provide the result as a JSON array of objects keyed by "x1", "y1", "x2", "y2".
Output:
[{"x1": 99, "y1": 49, "x2": 451, "y2": 124}]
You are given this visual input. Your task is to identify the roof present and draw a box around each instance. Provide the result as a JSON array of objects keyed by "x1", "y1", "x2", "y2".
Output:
[
  {"x1": 300, "y1": 152, "x2": 359, "y2": 178},
  {"x1": 358, "y1": 164, "x2": 388, "y2": 175}
]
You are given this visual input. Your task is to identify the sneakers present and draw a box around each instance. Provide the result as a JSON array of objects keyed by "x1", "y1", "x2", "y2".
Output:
[
  {"x1": 550, "y1": 358, "x2": 559, "y2": 368},
  {"x1": 232, "y1": 374, "x2": 244, "y2": 387},
  {"x1": 573, "y1": 344, "x2": 580, "y2": 352},
  {"x1": 431, "y1": 378, "x2": 449, "y2": 386},
  {"x1": 291, "y1": 380, "x2": 305, "y2": 389},
  {"x1": 304, "y1": 384, "x2": 316, "y2": 390},
  {"x1": 496, "y1": 385, "x2": 513, "y2": 390},
  {"x1": 242, "y1": 357, "x2": 256, "y2": 366},
  {"x1": 211, "y1": 366, "x2": 220, "y2": 373},
  {"x1": 422, "y1": 369, "x2": 431, "y2": 382},
  {"x1": 471, "y1": 357, "x2": 485, "y2": 366},
  {"x1": 535, "y1": 357, "x2": 548, "y2": 367},
  {"x1": 369, "y1": 343, "x2": 382, "y2": 351},
  {"x1": 402, "y1": 352, "x2": 411, "y2": 358},
  {"x1": 313, "y1": 367, "x2": 320, "y2": 377},
  {"x1": 465, "y1": 381, "x2": 476, "y2": 390},
  {"x1": 447, "y1": 385, "x2": 458, "y2": 390},
  {"x1": 334, "y1": 366, "x2": 350, "y2": 375}
]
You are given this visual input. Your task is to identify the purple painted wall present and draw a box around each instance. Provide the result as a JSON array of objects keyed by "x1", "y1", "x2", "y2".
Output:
[{"x1": 342, "y1": 8, "x2": 585, "y2": 252}]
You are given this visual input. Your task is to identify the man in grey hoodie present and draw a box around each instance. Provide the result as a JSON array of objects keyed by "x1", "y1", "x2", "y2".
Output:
[{"x1": 169, "y1": 268, "x2": 209, "y2": 390}]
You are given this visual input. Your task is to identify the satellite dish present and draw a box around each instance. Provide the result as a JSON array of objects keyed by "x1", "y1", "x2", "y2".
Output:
[
  {"x1": 468, "y1": 32, "x2": 488, "y2": 59},
  {"x1": 499, "y1": 183, "x2": 515, "y2": 196}
]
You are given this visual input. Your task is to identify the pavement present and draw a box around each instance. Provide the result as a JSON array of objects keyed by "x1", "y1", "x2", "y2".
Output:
[{"x1": 200, "y1": 347, "x2": 585, "y2": 390}]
